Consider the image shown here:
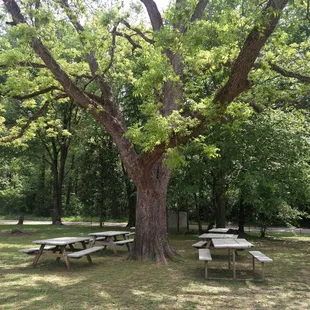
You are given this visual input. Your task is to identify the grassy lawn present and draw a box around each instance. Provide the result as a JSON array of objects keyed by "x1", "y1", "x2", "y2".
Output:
[{"x1": 0, "y1": 224, "x2": 309, "y2": 309}]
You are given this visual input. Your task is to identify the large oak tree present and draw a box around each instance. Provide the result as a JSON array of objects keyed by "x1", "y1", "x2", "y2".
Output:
[{"x1": 2, "y1": 0, "x2": 305, "y2": 262}]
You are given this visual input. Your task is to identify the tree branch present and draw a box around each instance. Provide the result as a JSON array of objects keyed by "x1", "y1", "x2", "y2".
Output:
[
  {"x1": 0, "y1": 101, "x2": 49, "y2": 143},
  {"x1": 115, "y1": 31, "x2": 142, "y2": 50},
  {"x1": 102, "y1": 25, "x2": 117, "y2": 75},
  {"x1": 140, "y1": 0, "x2": 163, "y2": 31},
  {"x1": 10, "y1": 86, "x2": 62, "y2": 101},
  {"x1": 269, "y1": 63, "x2": 310, "y2": 83},
  {"x1": 214, "y1": 0, "x2": 289, "y2": 105},
  {"x1": 190, "y1": 0, "x2": 209, "y2": 22},
  {"x1": 0, "y1": 61, "x2": 46, "y2": 69},
  {"x1": 121, "y1": 20, "x2": 155, "y2": 44}
]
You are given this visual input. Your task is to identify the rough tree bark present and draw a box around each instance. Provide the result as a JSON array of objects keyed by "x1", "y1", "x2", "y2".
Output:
[{"x1": 129, "y1": 158, "x2": 177, "y2": 262}]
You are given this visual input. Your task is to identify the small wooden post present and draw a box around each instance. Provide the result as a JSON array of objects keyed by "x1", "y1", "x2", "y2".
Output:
[
  {"x1": 252, "y1": 256, "x2": 255, "y2": 272},
  {"x1": 228, "y1": 248, "x2": 231, "y2": 269},
  {"x1": 205, "y1": 261, "x2": 208, "y2": 279}
]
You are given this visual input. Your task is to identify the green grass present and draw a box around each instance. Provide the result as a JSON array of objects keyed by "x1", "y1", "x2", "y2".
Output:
[{"x1": 0, "y1": 225, "x2": 309, "y2": 309}]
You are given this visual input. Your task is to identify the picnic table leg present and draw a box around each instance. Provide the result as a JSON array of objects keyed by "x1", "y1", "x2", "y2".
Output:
[
  {"x1": 68, "y1": 244, "x2": 75, "y2": 251},
  {"x1": 252, "y1": 256, "x2": 255, "y2": 272},
  {"x1": 90, "y1": 236, "x2": 97, "y2": 248},
  {"x1": 108, "y1": 237, "x2": 117, "y2": 255},
  {"x1": 204, "y1": 261, "x2": 208, "y2": 279},
  {"x1": 60, "y1": 246, "x2": 71, "y2": 271},
  {"x1": 52, "y1": 245, "x2": 62, "y2": 262},
  {"x1": 82, "y1": 241, "x2": 92, "y2": 264},
  {"x1": 32, "y1": 244, "x2": 45, "y2": 268},
  {"x1": 261, "y1": 262, "x2": 265, "y2": 280},
  {"x1": 232, "y1": 250, "x2": 236, "y2": 280},
  {"x1": 228, "y1": 248, "x2": 231, "y2": 269},
  {"x1": 56, "y1": 246, "x2": 63, "y2": 262}
]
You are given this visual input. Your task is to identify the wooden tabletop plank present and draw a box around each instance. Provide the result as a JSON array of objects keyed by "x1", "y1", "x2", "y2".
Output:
[
  {"x1": 208, "y1": 228, "x2": 229, "y2": 233},
  {"x1": 199, "y1": 233, "x2": 238, "y2": 239},
  {"x1": 32, "y1": 237, "x2": 91, "y2": 246},
  {"x1": 88, "y1": 231, "x2": 131, "y2": 237},
  {"x1": 212, "y1": 238, "x2": 254, "y2": 249}
]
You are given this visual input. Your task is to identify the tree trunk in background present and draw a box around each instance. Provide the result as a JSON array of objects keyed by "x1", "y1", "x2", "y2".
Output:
[
  {"x1": 194, "y1": 193, "x2": 202, "y2": 233},
  {"x1": 129, "y1": 159, "x2": 177, "y2": 262},
  {"x1": 123, "y1": 164, "x2": 136, "y2": 227},
  {"x1": 17, "y1": 214, "x2": 24, "y2": 225},
  {"x1": 212, "y1": 174, "x2": 227, "y2": 228},
  {"x1": 38, "y1": 153, "x2": 46, "y2": 212},
  {"x1": 99, "y1": 206, "x2": 104, "y2": 227},
  {"x1": 111, "y1": 197, "x2": 119, "y2": 219},
  {"x1": 238, "y1": 198, "x2": 245, "y2": 233},
  {"x1": 125, "y1": 178, "x2": 136, "y2": 228},
  {"x1": 50, "y1": 137, "x2": 69, "y2": 225},
  {"x1": 65, "y1": 156, "x2": 75, "y2": 213},
  {"x1": 51, "y1": 158, "x2": 62, "y2": 225},
  {"x1": 127, "y1": 189, "x2": 136, "y2": 227},
  {"x1": 51, "y1": 141, "x2": 61, "y2": 225}
]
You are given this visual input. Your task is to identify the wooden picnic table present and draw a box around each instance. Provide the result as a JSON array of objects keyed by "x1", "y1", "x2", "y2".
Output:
[
  {"x1": 199, "y1": 233, "x2": 238, "y2": 240},
  {"x1": 31, "y1": 237, "x2": 93, "y2": 270},
  {"x1": 211, "y1": 238, "x2": 254, "y2": 279},
  {"x1": 198, "y1": 233, "x2": 238, "y2": 248},
  {"x1": 88, "y1": 231, "x2": 132, "y2": 254},
  {"x1": 208, "y1": 228, "x2": 230, "y2": 233}
]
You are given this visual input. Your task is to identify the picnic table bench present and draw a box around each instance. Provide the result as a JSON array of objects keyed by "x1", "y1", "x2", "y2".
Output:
[
  {"x1": 192, "y1": 241, "x2": 208, "y2": 249},
  {"x1": 114, "y1": 239, "x2": 134, "y2": 251},
  {"x1": 19, "y1": 246, "x2": 56, "y2": 254},
  {"x1": 89, "y1": 231, "x2": 133, "y2": 254},
  {"x1": 67, "y1": 246, "x2": 105, "y2": 262},
  {"x1": 199, "y1": 249, "x2": 212, "y2": 279},
  {"x1": 249, "y1": 251, "x2": 273, "y2": 280}
]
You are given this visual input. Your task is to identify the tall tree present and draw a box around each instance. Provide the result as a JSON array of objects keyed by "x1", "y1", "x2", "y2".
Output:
[{"x1": 1, "y1": 0, "x2": 300, "y2": 262}]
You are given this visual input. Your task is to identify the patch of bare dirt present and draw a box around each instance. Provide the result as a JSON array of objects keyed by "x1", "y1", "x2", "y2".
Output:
[{"x1": 0, "y1": 228, "x2": 33, "y2": 236}]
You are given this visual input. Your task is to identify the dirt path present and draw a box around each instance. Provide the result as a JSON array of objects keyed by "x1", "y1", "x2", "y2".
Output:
[{"x1": 0, "y1": 219, "x2": 309, "y2": 233}]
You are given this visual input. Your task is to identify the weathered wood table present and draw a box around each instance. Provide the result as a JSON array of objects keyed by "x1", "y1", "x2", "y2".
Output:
[
  {"x1": 31, "y1": 237, "x2": 93, "y2": 270},
  {"x1": 208, "y1": 228, "x2": 230, "y2": 233},
  {"x1": 89, "y1": 231, "x2": 132, "y2": 254},
  {"x1": 211, "y1": 238, "x2": 254, "y2": 279},
  {"x1": 198, "y1": 233, "x2": 239, "y2": 248}
]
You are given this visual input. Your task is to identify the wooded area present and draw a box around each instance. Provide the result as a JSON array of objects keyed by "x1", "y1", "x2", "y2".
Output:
[{"x1": 1, "y1": 0, "x2": 310, "y2": 262}]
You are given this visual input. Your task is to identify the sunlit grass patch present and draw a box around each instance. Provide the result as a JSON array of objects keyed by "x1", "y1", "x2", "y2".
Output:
[{"x1": 0, "y1": 225, "x2": 309, "y2": 309}]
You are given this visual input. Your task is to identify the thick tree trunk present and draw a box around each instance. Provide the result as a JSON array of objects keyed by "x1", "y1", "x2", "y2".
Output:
[{"x1": 129, "y1": 161, "x2": 177, "y2": 263}]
